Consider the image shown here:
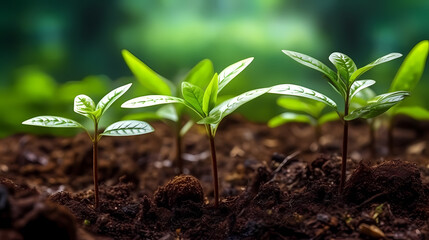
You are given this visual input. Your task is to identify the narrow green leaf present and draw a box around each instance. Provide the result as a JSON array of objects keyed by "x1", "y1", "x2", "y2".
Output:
[
  {"x1": 74, "y1": 94, "x2": 96, "y2": 118},
  {"x1": 122, "y1": 112, "x2": 163, "y2": 121},
  {"x1": 184, "y1": 59, "x2": 214, "y2": 89},
  {"x1": 218, "y1": 57, "x2": 253, "y2": 93},
  {"x1": 96, "y1": 83, "x2": 132, "y2": 118},
  {"x1": 318, "y1": 111, "x2": 340, "y2": 125},
  {"x1": 268, "y1": 113, "x2": 314, "y2": 128},
  {"x1": 282, "y1": 50, "x2": 343, "y2": 94},
  {"x1": 22, "y1": 116, "x2": 83, "y2": 128},
  {"x1": 122, "y1": 49, "x2": 172, "y2": 95},
  {"x1": 389, "y1": 40, "x2": 429, "y2": 92},
  {"x1": 328, "y1": 52, "x2": 357, "y2": 83},
  {"x1": 345, "y1": 91, "x2": 410, "y2": 121},
  {"x1": 269, "y1": 84, "x2": 337, "y2": 110},
  {"x1": 349, "y1": 80, "x2": 376, "y2": 100},
  {"x1": 349, "y1": 53, "x2": 402, "y2": 83},
  {"x1": 202, "y1": 73, "x2": 218, "y2": 114},
  {"x1": 392, "y1": 106, "x2": 429, "y2": 120},
  {"x1": 122, "y1": 95, "x2": 185, "y2": 108},
  {"x1": 101, "y1": 120, "x2": 154, "y2": 136},
  {"x1": 181, "y1": 82, "x2": 205, "y2": 116},
  {"x1": 277, "y1": 97, "x2": 325, "y2": 118},
  {"x1": 156, "y1": 104, "x2": 179, "y2": 122},
  {"x1": 180, "y1": 120, "x2": 194, "y2": 136}
]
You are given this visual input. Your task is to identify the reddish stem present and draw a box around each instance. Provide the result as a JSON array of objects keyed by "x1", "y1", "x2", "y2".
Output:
[
  {"x1": 207, "y1": 125, "x2": 219, "y2": 207},
  {"x1": 93, "y1": 121, "x2": 99, "y2": 209},
  {"x1": 340, "y1": 94, "x2": 349, "y2": 193}
]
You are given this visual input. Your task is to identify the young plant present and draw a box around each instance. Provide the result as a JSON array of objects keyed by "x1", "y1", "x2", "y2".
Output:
[
  {"x1": 386, "y1": 40, "x2": 429, "y2": 153},
  {"x1": 22, "y1": 83, "x2": 154, "y2": 209},
  {"x1": 283, "y1": 50, "x2": 409, "y2": 192},
  {"x1": 268, "y1": 97, "x2": 339, "y2": 142},
  {"x1": 122, "y1": 58, "x2": 336, "y2": 207},
  {"x1": 122, "y1": 50, "x2": 214, "y2": 173}
]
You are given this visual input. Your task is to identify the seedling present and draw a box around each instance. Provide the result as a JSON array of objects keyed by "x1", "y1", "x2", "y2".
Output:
[
  {"x1": 123, "y1": 58, "x2": 336, "y2": 207},
  {"x1": 122, "y1": 50, "x2": 214, "y2": 173},
  {"x1": 22, "y1": 83, "x2": 154, "y2": 209},
  {"x1": 283, "y1": 50, "x2": 409, "y2": 192},
  {"x1": 268, "y1": 97, "x2": 339, "y2": 143},
  {"x1": 386, "y1": 40, "x2": 429, "y2": 153}
]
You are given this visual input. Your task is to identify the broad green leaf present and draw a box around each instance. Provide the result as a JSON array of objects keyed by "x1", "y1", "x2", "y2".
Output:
[
  {"x1": 202, "y1": 73, "x2": 218, "y2": 114},
  {"x1": 184, "y1": 59, "x2": 214, "y2": 89},
  {"x1": 349, "y1": 80, "x2": 376, "y2": 100},
  {"x1": 218, "y1": 57, "x2": 253, "y2": 93},
  {"x1": 22, "y1": 116, "x2": 83, "y2": 128},
  {"x1": 389, "y1": 40, "x2": 429, "y2": 92},
  {"x1": 318, "y1": 111, "x2": 340, "y2": 125},
  {"x1": 74, "y1": 94, "x2": 96, "y2": 118},
  {"x1": 329, "y1": 52, "x2": 357, "y2": 83},
  {"x1": 181, "y1": 82, "x2": 205, "y2": 116},
  {"x1": 282, "y1": 50, "x2": 343, "y2": 94},
  {"x1": 96, "y1": 83, "x2": 132, "y2": 118},
  {"x1": 122, "y1": 95, "x2": 185, "y2": 108},
  {"x1": 122, "y1": 112, "x2": 163, "y2": 121},
  {"x1": 180, "y1": 120, "x2": 194, "y2": 136},
  {"x1": 101, "y1": 120, "x2": 154, "y2": 136},
  {"x1": 277, "y1": 97, "x2": 325, "y2": 118},
  {"x1": 268, "y1": 113, "x2": 314, "y2": 128},
  {"x1": 268, "y1": 84, "x2": 337, "y2": 110},
  {"x1": 345, "y1": 91, "x2": 410, "y2": 121},
  {"x1": 392, "y1": 106, "x2": 429, "y2": 121},
  {"x1": 349, "y1": 53, "x2": 402, "y2": 83},
  {"x1": 156, "y1": 104, "x2": 179, "y2": 122},
  {"x1": 122, "y1": 49, "x2": 172, "y2": 95}
]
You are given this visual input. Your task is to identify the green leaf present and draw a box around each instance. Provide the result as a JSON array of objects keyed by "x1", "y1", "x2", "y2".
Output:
[
  {"x1": 122, "y1": 112, "x2": 163, "y2": 121},
  {"x1": 202, "y1": 73, "x2": 218, "y2": 114},
  {"x1": 96, "y1": 83, "x2": 132, "y2": 118},
  {"x1": 328, "y1": 52, "x2": 357, "y2": 83},
  {"x1": 277, "y1": 97, "x2": 325, "y2": 118},
  {"x1": 282, "y1": 50, "x2": 343, "y2": 95},
  {"x1": 349, "y1": 53, "x2": 402, "y2": 83},
  {"x1": 122, "y1": 95, "x2": 185, "y2": 108},
  {"x1": 101, "y1": 120, "x2": 154, "y2": 136},
  {"x1": 181, "y1": 82, "x2": 205, "y2": 116},
  {"x1": 392, "y1": 106, "x2": 429, "y2": 120},
  {"x1": 268, "y1": 113, "x2": 314, "y2": 128},
  {"x1": 268, "y1": 84, "x2": 337, "y2": 110},
  {"x1": 349, "y1": 80, "x2": 376, "y2": 100},
  {"x1": 184, "y1": 59, "x2": 214, "y2": 89},
  {"x1": 389, "y1": 40, "x2": 429, "y2": 92},
  {"x1": 74, "y1": 94, "x2": 96, "y2": 118},
  {"x1": 156, "y1": 104, "x2": 179, "y2": 122},
  {"x1": 122, "y1": 49, "x2": 172, "y2": 95},
  {"x1": 345, "y1": 91, "x2": 410, "y2": 121},
  {"x1": 22, "y1": 116, "x2": 83, "y2": 128},
  {"x1": 218, "y1": 57, "x2": 253, "y2": 93},
  {"x1": 318, "y1": 111, "x2": 340, "y2": 125},
  {"x1": 180, "y1": 120, "x2": 194, "y2": 136}
]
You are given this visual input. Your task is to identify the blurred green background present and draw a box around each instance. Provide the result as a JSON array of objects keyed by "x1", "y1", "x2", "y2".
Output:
[{"x1": 1, "y1": 0, "x2": 428, "y2": 136}]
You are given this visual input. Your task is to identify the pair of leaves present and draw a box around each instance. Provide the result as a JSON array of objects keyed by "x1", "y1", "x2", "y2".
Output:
[{"x1": 23, "y1": 83, "x2": 154, "y2": 137}]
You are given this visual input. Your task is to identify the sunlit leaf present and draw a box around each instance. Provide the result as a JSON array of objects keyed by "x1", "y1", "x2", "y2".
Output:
[
  {"x1": 345, "y1": 91, "x2": 410, "y2": 120},
  {"x1": 184, "y1": 59, "x2": 214, "y2": 90},
  {"x1": 74, "y1": 94, "x2": 96, "y2": 118},
  {"x1": 349, "y1": 53, "x2": 402, "y2": 83},
  {"x1": 329, "y1": 52, "x2": 357, "y2": 83},
  {"x1": 268, "y1": 113, "x2": 314, "y2": 128},
  {"x1": 349, "y1": 80, "x2": 376, "y2": 100},
  {"x1": 96, "y1": 83, "x2": 132, "y2": 118},
  {"x1": 101, "y1": 120, "x2": 154, "y2": 136},
  {"x1": 389, "y1": 40, "x2": 429, "y2": 92},
  {"x1": 122, "y1": 49, "x2": 172, "y2": 95},
  {"x1": 122, "y1": 95, "x2": 185, "y2": 108},
  {"x1": 202, "y1": 73, "x2": 218, "y2": 114},
  {"x1": 269, "y1": 84, "x2": 337, "y2": 110},
  {"x1": 22, "y1": 116, "x2": 83, "y2": 128},
  {"x1": 181, "y1": 82, "x2": 205, "y2": 116},
  {"x1": 122, "y1": 112, "x2": 163, "y2": 121},
  {"x1": 156, "y1": 104, "x2": 179, "y2": 122},
  {"x1": 218, "y1": 57, "x2": 253, "y2": 93},
  {"x1": 392, "y1": 106, "x2": 429, "y2": 121},
  {"x1": 318, "y1": 111, "x2": 340, "y2": 125},
  {"x1": 277, "y1": 97, "x2": 325, "y2": 118},
  {"x1": 180, "y1": 120, "x2": 194, "y2": 136}
]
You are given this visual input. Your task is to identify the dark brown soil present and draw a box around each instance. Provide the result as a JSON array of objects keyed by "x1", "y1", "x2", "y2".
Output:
[{"x1": 1, "y1": 115, "x2": 429, "y2": 239}]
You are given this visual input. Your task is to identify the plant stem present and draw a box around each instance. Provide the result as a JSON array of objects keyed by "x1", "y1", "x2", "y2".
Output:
[
  {"x1": 206, "y1": 125, "x2": 219, "y2": 208},
  {"x1": 93, "y1": 121, "x2": 99, "y2": 209},
  {"x1": 175, "y1": 121, "x2": 183, "y2": 174},
  {"x1": 340, "y1": 95, "x2": 349, "y2": 193}
]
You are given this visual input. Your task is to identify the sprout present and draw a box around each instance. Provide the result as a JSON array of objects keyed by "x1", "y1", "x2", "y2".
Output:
[{"x1": 23, "y1": 83, "x2": 154, "y2": 209}]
